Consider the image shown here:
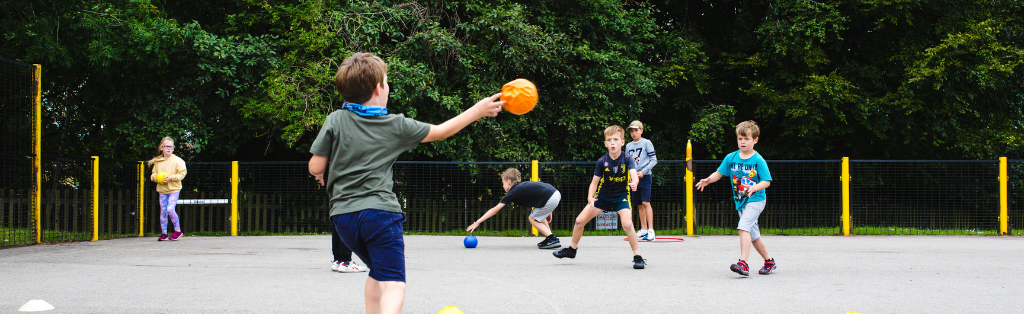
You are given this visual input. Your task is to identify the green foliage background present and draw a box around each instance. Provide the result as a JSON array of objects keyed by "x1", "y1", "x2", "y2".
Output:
[{"x1": 2, "y1": 0, "x2": 1021, "y2": 161}]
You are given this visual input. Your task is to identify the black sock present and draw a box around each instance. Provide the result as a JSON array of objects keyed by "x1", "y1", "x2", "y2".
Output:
[
  {"x1": 547, "y1": 234, "x2": 557, "y2": 240},
  {"x1": 766, "y1": 258, "x2": 774, "y2": 262}
]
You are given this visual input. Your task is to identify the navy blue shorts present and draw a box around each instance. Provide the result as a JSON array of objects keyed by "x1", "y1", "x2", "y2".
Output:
[
  {"x1": 593, "y1": 195, "x2": 632, "y2": 212},
  {"x1": 632, "y1": 175, "x2": 652, "y2": 204},
  {"x1": 332, "y1": 209, "x2": 406, "y2": 282}
]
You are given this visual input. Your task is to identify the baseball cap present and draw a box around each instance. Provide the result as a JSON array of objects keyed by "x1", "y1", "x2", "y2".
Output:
[{"x1": 627, "y1": 120, "x2": 643, "y2": 130}]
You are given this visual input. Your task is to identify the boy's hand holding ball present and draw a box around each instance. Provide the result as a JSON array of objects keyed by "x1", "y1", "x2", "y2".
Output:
[{"x1": 472, "y1": 93, "x2": 505, "y2": 118}]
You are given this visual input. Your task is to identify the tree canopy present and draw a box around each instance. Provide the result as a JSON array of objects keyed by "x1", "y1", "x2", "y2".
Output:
[{"x1": 2, "y1": 0, "x2": 1021, "y2": 161}]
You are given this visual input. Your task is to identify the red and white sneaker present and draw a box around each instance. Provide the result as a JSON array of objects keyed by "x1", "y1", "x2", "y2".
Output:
[
  {"x1": 157, "y1": 234, "x2": 168, "y2": 241},
  {"x1": 169, "y1": 230, "x2": 182, "y2": 241},
  {"x1": 338, "y1": 261, "x2": 368, "y2": 273}
]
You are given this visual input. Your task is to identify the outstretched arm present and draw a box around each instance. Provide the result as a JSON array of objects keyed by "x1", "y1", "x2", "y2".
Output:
[
  {"x1": 422, "y1": 93, "x2": 505, "y2": 143},
  {"x1": 695, "y1": 171, "x2": 724, "y2": 191},
  {"x1": 467, "y1": 203, "x2": 507, "y2": 232}
]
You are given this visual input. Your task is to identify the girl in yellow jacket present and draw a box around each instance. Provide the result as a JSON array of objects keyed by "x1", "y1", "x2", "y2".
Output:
[{"x1": 148, "y1": 137, "x2": 187, "y2": 241}]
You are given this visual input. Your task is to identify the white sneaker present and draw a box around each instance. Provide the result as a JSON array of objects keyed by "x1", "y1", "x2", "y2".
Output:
[
  {"x1": 331, "y1": 261, "x2": 342, "y2": 272},
  {"x1": 646, "y1": 230, "x2": 656, "y2": 241},
  {"x1": 339, "y1": 261, "x2": 369, "y2": 273},
  {"x1": 636, "y1": 229, "x2": 648, "y2": 239}
]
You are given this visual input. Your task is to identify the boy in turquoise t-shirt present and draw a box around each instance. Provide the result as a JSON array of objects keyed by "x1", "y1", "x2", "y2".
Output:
[{"x1": 695, "y1": 120, "x2": 776, "y2": 276}]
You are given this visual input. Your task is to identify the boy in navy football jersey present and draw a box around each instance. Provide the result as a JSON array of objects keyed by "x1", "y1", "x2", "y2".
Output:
[
  {"x1": 553, "y1": 125, "x2": 645, "y2": 269},
  {"x1": 466, "y1": 168, "x2": 562, "y2": 249}
]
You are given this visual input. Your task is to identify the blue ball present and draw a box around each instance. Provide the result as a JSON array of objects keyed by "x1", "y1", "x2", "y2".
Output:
[{"x1": 464, "y1": 235, "x2": 478, "y2": 248}]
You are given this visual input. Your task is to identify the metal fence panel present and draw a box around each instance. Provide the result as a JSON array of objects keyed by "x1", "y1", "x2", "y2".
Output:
[
  {"x1": 692, "y1": 160, "x2": 841, "y2": 235},
  {"x1": 98, "y1": 159, "x2": 141, "y2": 238},
  {"x1": 851, "y1": 161, "x2": 999, "y2": 235},
  {"x1": 145, "y1": 162, "x2": 231, "y2": 235},
  {"x1": 39, "y1": 155, "x2": 93, "y2": 242},
  {"x1": 238, "y1": 162, "x2": 329, "y2": 234}
]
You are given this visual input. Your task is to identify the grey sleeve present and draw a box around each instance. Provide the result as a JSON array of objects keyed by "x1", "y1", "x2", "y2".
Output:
[
  {"x1": 641, "y1": 140, "x2": 657, "y2": 175},
  {"x1": 396, "y1": 115, "x2": 431, "y2": 151},
  {"x1": 309, "y1": 113, "x2": 335, "y2": 157}
]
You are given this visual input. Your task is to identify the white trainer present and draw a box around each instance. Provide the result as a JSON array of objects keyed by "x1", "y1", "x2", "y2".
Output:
[
  {"x1": 636, "y1": 229, "x2": 648, "y2": 239},
  {"x1": 331, "y1": 261, "x2": 342, "y2": 272},
  {"x1": 646, "y1": 230, "x2": 656, "y2": 241},
  {"x1": 339, "y1": 261, "x2": 369, "y2": 273}
]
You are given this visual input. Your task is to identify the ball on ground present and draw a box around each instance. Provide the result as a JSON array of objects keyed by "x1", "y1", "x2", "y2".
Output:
[{"x1": 464, "y1": 235, "x2": 478, "y2": 248}]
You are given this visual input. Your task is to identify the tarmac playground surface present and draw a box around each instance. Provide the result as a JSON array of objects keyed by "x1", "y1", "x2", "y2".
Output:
[{"x1": 2, "y1": 234, "x2": 1023, "y2": 313}]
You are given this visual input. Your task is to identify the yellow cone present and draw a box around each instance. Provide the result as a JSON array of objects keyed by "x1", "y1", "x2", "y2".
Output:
[
  {"x1": 437, "y1": 306, "x2": 466, "y2": 314},
  {"x1": 18, "y1": 300, "x2": 54, "y2": 312}
]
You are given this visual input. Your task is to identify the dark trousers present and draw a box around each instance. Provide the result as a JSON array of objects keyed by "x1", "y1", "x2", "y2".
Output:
[{"x1": 332, "y1": 225, "x2": 353, "y2": 262}]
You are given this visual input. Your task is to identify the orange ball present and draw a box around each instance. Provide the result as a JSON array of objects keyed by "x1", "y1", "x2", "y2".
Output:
[{"x1": 501, "y1": 79, "x2": 538, "y2": 115}]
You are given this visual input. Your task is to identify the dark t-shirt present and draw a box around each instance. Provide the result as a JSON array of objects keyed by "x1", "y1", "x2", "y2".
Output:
[
  {"x1": 309, "y1": 109, "x2": 430, "y2": 216},
  {"x1": 500, "y1": 181, "x2": 557, "y2": 208},
  {"x1": 593, "y1": 152, "x2": 637, "y2": 201}
]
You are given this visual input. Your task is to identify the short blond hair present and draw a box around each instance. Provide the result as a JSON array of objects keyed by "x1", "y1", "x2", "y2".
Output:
[
  {"x1": 500, "y1": 168, "x2": 522, "y2": 185},
  {"x1": 604, "y1": 125, "x2": 625, "y2": 140},
  {"x1": 335, "y1": 52, "x2": 388, "y2": 104},
  {"x1": 736, "y1": 120, "x2": 760, "y2": 138}
]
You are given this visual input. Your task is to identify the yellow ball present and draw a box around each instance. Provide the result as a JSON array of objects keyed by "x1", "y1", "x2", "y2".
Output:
[
  {"x1": 501, "y1": 79, "x2": 538, "y2": 115},
  {"x1": 156, "y1": 171, "x2": 168, "y2": 183}
]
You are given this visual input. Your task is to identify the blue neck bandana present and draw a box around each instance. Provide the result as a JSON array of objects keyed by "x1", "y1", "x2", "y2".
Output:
[{"x1": 342, "y1": 102, "x2": 388, "y2": 117}]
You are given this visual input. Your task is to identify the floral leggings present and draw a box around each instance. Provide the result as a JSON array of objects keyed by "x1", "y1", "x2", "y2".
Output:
[{"x1": 159, "y1": 192, "x2": 181, "y2": 234}]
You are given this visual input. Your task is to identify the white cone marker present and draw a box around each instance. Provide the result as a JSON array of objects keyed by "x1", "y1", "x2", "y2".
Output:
[{"x1": 18, "y1": 300, "x2": 54, "y2": 312}]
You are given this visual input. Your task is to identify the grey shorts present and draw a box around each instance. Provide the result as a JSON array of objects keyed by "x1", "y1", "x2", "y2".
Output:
[
  {"x1": 737, "y1": 201, "x2": 766, "y2": 241},
  {"x1": 530, "y1": 191, "x2": 561, "y2": 222}
]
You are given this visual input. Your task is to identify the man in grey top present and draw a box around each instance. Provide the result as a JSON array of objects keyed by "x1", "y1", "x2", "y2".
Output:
[{"x1": 626, "y1": 120, "x2": 659, "y2": 241}]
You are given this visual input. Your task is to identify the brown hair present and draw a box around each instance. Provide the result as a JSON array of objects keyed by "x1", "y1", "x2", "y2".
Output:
[
  {"x1": 335, "y1": 52, "x2": 388, "y2": 104},
  {"x1": 146, "y1": 137, "x2": 174, "y2": 165},
  {"x1": 500, "y1": 168, "x2": 522, "y2": 185},
  {"x1": 604, "y1": 125, "x2": 625, "y2": 140},
  {"x1": 736, "y1": 120, "x2": 760, "y2": 138}
]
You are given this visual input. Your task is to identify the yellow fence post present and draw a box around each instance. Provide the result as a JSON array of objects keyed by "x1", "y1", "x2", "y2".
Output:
[
  {"x1": 138, "y1": 161, "x2": 145, "y2": 237},
  {"x1": 999, "y1": 157, "x2": 1008, "y2": 235},
  {"x1": 231, "y1": 161, "x2": 239, "y2": 236},
  {"x1": 531, "y1": 160, "x2": 539, "y2": 236},
  {"x1": 685, "y1": 140, "x2": 694, "y2": 235},
  {"x1": 92, "y1": 156, "x2": 99, "y2": 241},
  {"x1": 32, "y1": 64, "x2": 41, "y2": 243},
  {"x1": 842, "y1": 157, "x2": 851, "y2": 236}
]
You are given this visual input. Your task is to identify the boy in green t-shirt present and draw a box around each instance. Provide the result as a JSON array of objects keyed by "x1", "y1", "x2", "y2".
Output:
[{"x1": 308, "y1": 52, "x2": 505, "y2": 314}]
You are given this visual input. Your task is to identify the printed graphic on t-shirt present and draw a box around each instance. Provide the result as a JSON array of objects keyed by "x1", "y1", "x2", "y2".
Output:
[
  {"x1": 730, "y1": 166, "x2": 759, "y2": 201},
  {"x1": 627, "y1": 147, "x2": 643, "y2": 164}
]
